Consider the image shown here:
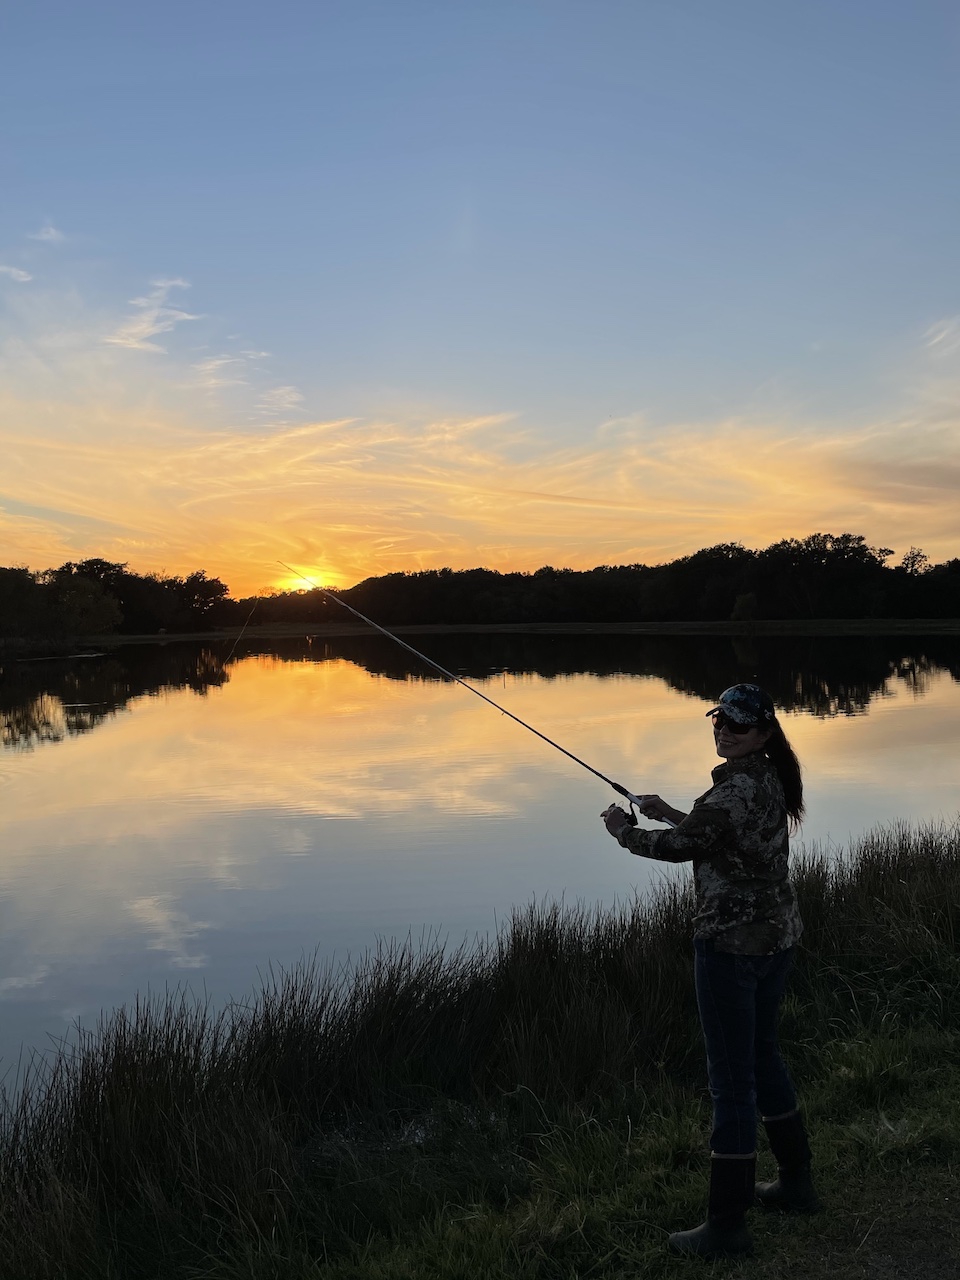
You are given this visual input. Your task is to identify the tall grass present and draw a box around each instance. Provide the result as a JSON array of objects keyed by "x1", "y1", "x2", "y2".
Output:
[{"x1": 0, "y1": 818, "x2": 958, "y2": 1278}]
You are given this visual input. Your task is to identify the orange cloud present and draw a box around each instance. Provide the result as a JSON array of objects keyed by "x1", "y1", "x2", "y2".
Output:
[
  {"x1": 2, "y1": 395, "x2": 960, "y2": 595},
  {"x1": 3, "y1": 277, "x2": 959, "y2": 593}
]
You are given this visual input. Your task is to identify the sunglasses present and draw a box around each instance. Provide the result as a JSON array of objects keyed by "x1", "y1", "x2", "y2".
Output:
[{"x1": 711, "y1": 710, "x2": 759, "y2": 736}]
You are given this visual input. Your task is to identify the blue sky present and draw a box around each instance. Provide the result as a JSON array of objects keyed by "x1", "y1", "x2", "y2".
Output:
[{"x1": 2, "y1": 1, "x2": 959, "y2": 591}]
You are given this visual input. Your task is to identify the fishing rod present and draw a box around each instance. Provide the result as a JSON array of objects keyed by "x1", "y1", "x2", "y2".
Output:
[{"x1": 278, "y1": 560, "x2": 677, "y2": 827}]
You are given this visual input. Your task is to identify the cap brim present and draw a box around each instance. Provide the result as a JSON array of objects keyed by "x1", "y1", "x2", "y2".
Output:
[{"x1": 705, "y1": 705, "x2": 759, "y2": 725}]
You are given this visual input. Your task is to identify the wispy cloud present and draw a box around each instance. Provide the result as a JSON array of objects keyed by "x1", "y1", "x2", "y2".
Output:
[
  {"x1": 27, "y1": 223, "x2": 65, "y2": 243},
  {"x1": 0, "y1": 265, "x2": 32, "y2": 282},
  {"x1": 190, "y1": 348, "x2": 275, "y2": 392},
  {"x1": 924, "y1": 317, "x2": 960, "y2": 356},
  {"x1": 191, "y1": 354, "x2": 249, "y2": 389},
  {"x1": 104, "y1": 278, "x2": 199, "y2": 353},
  {"x1": 257, "y1": 385, "x2": 305, "y2": 417},
  {"x1": 5, "y1": 276, "x2": 960, "y2": 594},
  {"x1": 3, "y1": 388, "x2": 960, "y2": 596}
]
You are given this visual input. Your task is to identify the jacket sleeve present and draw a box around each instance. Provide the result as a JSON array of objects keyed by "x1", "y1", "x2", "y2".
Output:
[{"x1": 616, "y1": 775, "x2": 752, "y2": 865}]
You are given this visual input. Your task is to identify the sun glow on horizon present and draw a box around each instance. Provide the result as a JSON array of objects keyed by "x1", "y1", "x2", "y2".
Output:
[
  {"x1": 3, "y1": 287, "x2": 960, "y2": 600},
  {"x1": 271, "y1": 565, "x2": 343, "y2": 595},
  {"x1": 3, "y1": 390, "x2": 960, "y2": 601}
]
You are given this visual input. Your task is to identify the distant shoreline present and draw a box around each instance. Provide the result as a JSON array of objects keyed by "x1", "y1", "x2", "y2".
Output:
[
  {"x1": 204, "y1": 616, "x2": 960, "y2": 637},
  {"x1": 5, "y1": 616, "x2": 960, "y2": 655}
]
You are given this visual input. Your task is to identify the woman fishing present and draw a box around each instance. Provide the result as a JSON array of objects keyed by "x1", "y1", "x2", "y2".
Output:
[{"x1": 601, "y1": 683, "x2": 819, "y2": 1259}]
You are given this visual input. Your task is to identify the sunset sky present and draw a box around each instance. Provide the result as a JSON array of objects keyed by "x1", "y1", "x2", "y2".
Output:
[{"x1": 2, "y1": 0, "x2": 959, "y2": 596}]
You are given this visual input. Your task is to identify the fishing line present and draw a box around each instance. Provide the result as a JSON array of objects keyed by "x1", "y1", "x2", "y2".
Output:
[
  {"x1": 278, "y1": 560, "x2": 676, "y2": 826},
  {"x1": 224, "y1": 593, "x2": 262, "y2": 664}
]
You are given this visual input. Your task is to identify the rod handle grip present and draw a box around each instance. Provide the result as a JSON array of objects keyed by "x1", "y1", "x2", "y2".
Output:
[{"x1": 616, "y1": 787, "x2": 679, "y2": 829}]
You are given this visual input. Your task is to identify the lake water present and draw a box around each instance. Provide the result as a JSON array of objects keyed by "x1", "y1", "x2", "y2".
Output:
[{"x1": 1, "y1": 630, "x2": 958, "y2": 1075}]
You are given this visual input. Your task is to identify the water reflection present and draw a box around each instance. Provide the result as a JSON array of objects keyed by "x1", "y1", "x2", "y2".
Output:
[
  {"x1": 3, "y1": 632, "x2": 959, "y2": 752},
  {"x1": 0, "y1": 633, "x2": 958, "y2": 1070},
  {"x1": 1, "y1": 649, "x2": 229, "y2": 750}
]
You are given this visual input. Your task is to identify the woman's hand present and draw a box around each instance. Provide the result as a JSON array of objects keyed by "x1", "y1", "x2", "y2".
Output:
[
  {"x1": 636, "y1": 794, "x2": 669, "y2": 821},
  {"x1": 635, "y1": 794, "x2": 688, "y2": 825},
  {"x1": 601, "y1": 804, "x2": 633, "y2": 839}
]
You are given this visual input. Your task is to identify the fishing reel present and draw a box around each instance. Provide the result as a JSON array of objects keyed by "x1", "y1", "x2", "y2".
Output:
[
  {"x1": 607, "y1": 799, "x2": 638, "y2": 827},
  {"x1": 607, "y1": 788, "x2": 642, "y2": 828}
]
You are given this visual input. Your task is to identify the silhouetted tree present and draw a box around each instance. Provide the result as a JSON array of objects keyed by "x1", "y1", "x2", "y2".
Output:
[
  {"x1": 51, "y1": 561, "x2": 231, "y2": 633},
  {"x1": 0, "y1": 568, "x2": 45, "y2": 638},
  {"x1": 899, "y1": 547, "x2": 931, "y2": 576},
  {"x1": 43, "y1": 573, "x2": 123, "y2": 637},
  {"x1": 752, "y1": 533, "x2": 892, "y2": 619}
]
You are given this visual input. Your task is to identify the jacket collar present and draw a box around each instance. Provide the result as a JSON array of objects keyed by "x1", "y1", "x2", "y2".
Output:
[{"x1": 711, "y1": 750, "x2": 771, "y2": 785}]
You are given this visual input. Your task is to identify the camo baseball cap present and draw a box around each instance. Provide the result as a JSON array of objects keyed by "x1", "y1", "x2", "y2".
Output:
[{"x1": 706, "y1": 683, "x2": 776, "y2": 726}]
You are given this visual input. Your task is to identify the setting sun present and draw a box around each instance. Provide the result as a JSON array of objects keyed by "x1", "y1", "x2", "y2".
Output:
[{"x1": 271, "y1": 565, "x2": 341, "y2": 595}]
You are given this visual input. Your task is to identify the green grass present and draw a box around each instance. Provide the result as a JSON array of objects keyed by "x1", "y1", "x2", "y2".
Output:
[{"x1": 2, "y1": 819, "x2": 960, "y2": 1278}]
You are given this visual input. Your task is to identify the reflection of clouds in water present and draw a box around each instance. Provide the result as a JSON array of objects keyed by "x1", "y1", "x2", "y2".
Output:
[
  {"x1": 0, "y1": 966, "x2": 51, "y2": 998},
  {"x1": 276, "y1": 826, "x2": 319, "y2": 856},
  {"x1": 5, "y1": 658, "x2": 960, "y2": 853},
  {"x1": 0, "y1": 659, "x2": 635, "y2": 833},
  {"x1": 127, "y1": 895, "x2": 211, "y2": 970},
  {"x1": 6, "y1": 658, "x2": 959, "y2": 876},
  {"x1": 0, "y1": 658, "x2": 957, "y2": 1045},
  {"x1": 0, "y1": 663, "x2": 700, "y2": 995}
]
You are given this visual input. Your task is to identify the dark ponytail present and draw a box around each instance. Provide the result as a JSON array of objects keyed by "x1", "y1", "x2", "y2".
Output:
[{"x1": 763, "y1": 719, "x2": 804, "y2": 829}]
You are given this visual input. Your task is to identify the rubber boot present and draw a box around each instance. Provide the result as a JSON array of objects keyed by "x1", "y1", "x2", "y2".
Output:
[
  {"x1": 668, "y1": 1154, "x2": 755, "y2": 1259},
  {"x1": 756, "y1": 1111, "x2": 821, "y2": 1213}
]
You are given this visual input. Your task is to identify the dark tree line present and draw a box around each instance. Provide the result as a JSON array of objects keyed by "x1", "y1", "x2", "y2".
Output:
[
  {"x1": 1, "y1": 534, "x2": 959, "y2": 641},
  {"x1": 0, "y1": 559, "x2": 229, "y2": 640},
  {"x1": 235, "y1": 533, "x2": 960, "y2": 628}
]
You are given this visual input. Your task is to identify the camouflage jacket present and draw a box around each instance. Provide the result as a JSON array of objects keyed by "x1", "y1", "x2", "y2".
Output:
[{"x1": 617, "y1": 752, "x2": 802, "y2": 954}]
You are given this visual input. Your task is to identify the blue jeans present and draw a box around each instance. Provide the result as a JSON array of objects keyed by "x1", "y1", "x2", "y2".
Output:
[{"x1": 694, "y1": 939, "x2": 799, "y2": 1155}]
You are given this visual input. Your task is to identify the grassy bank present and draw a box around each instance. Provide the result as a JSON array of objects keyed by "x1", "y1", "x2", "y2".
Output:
[{"x1": 2, "y1": 821, "x2": 960, "y2": 1278}]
